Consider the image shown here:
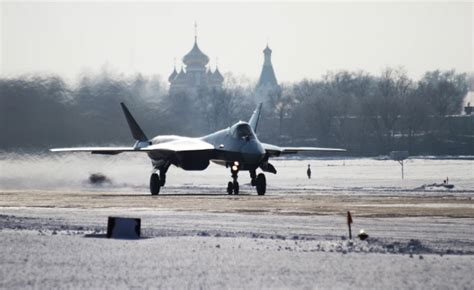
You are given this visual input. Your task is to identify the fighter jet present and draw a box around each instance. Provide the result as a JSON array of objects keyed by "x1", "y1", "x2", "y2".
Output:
[{"x1": 51, "y1": 103, "x2": 345, "y2": 195}]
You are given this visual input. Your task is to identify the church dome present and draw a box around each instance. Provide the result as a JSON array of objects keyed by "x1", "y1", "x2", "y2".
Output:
[
  {"x1": 168, "y1": 67, "x2": 178, "y2": 83},
  {"x1": 212, "y1": 67, "x2": 224, "y2": 82},
  {"x1": 174, "y1": 68, "x2": 187, "y2": 83},
  {"x1": 183, "y1": 39, "x2": 210, "y2": 66}
]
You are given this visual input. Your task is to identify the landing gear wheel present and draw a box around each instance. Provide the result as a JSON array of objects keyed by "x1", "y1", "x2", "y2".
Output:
[
  {"x1": 150, "y1": 173, "x2": 161, "y2": 195},
  {"x1": 229, "y1": 164, "x2": 240, "y2": 195},
  {"x1": 227, "y1": 182, "x2": 233, "y2": 195},
  {"x1": 256, "y1": 173, "x2": 266, "y2": 195},
  {"x1": 233, "y1": 181, "x2": 239, "y2": 195}
]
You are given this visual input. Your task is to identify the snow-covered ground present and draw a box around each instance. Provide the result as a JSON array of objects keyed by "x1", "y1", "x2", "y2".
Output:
[
  {"x1": 0, "y1": 154, "x2": 473, "y2": 289},
  {"x1": 1, "y1": 153, "x2": 473, "y2": 193},
  {"x1": 1, "y1": 208, "x2": 473, "y2": 289}
]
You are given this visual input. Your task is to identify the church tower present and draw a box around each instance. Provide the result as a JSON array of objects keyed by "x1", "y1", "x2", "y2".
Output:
[
  {"x1": 168, "y1": 24, "x2": 223, "y2": 95},
  {"x1": 182, "y1": 36, "x2": 209, "y2": 88},
  {"x1": 256, "y1": 44, "x2": 280, "y2": 92}
]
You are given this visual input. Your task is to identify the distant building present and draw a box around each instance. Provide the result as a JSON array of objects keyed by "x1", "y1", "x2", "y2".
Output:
[
  {"x1": 168, "y1": 35, "x2": 224, "y2": 95},
  {"x1": 256, "y1": 44, "x2": 280, "y2": 97}
]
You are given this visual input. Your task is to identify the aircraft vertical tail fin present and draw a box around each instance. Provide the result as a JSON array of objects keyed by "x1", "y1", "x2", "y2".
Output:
[
  {"x1": 120, "y1": 102, "x2": 148, "y2": 142},
  {"x1": 249, "y1": 103, "x2": 263, "y2": 133}
]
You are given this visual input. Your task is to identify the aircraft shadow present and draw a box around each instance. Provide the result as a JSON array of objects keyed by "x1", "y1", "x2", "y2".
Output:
[
  {"x1": 159, "y1": 193, "x2": 254, "y2": 197},
  {"x1": 84, "y1": 233, "x2": 150, "y2": 240},
  {"x1": 95, "y1": 193, "x2": 254, "y2": 197}
]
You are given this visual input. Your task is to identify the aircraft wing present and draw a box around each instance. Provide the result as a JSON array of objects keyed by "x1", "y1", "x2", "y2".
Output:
[
  {"x1": 50, "y1": 147, "x2": 139, "y2": 155},
  {"x1": 262, "y1": 143, "x2": 346, "y2": 156},
  {"x1": 146, "y1": 139, "x2": 214, "y2": 152},
  {"x1": 50, "y1": 139, "x2": 215, "y2": 155}
]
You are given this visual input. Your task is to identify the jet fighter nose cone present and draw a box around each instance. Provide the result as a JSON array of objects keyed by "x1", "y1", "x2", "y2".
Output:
[{"x1": 241, "y1": 141, "x2": 266, "y2": 164}]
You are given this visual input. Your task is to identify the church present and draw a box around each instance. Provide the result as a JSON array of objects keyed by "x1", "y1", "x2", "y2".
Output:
[
  {"x1": 168, "y1": 35, "x2": 224, "y2": 95},
  {"x1": 168, "y1": 32, "x2": 280, "y2": 96}
]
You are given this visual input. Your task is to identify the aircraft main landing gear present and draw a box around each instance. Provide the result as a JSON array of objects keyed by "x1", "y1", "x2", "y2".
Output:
[
  {"x1": 250, "y1": 170, "x2": 266, "y2": 195},
  {"x1": 150, "y1": 162, "x2": 170, "y2": 195},
  {"x1": 150, "y1": 173, "x2": 160, "y2": 195},
  {"x1": 256, "y1": 173, "x2": 266, "y2": 195},
  {"x1": 250, "y1": 170, "x2": 257, "y2": 186}
]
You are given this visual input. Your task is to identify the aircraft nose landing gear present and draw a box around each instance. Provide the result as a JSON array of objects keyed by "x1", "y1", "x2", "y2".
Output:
[
  {"x1": 226, "y1": 163, "x2": 266, "y2": 195},
  {"x1": 227, "y1": 162, "x2": 240, "y2": 195},
  {"x1": 227, "y1": 182, "x2": 233, "y2": 195}
]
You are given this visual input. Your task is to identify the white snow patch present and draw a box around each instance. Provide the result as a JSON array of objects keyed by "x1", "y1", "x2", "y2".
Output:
[{"x1": 1, "y1": 207, "x2": 473, "y2": 289}]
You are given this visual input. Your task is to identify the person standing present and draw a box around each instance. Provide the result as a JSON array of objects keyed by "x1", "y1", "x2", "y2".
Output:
[{"x1": 307, "y1": 164, "x2": 312, "y2": 179}]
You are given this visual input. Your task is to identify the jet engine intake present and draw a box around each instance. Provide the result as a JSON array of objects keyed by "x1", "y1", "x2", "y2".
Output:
[
  {"x1": 177, "y1": 152, "x2": 210, "y2": 170},
  {"x1": 260, "y1": 161, "x2": 277, "y2": 174}
]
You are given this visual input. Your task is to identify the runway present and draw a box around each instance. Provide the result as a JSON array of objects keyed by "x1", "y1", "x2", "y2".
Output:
[
  {"x1": 1, "y1": 156, "x2": 473, "y2": 288},
  {"x1": 1, "y1": 189, "x2": 473, "y2": 218}
]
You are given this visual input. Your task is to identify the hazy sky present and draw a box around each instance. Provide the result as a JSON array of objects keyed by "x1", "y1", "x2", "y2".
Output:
[{"x1": 1, "y1": 1, "x2": 472, "y2": 83}]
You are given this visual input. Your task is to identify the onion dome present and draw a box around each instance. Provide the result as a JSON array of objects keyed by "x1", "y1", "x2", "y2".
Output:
[
  {"x1": 168, "y1": 67, "x2": 178, "y2": 83},
  {"x1": 207, "y1": 67, "x2": 213, "y2": 77},
  {"x1": 175, "y1": 67, "x2": 187, "y2": 83},
  {"x1": 213, "y1": 67, "x2": 224, "y2": 82},
  {"x1": 182, "y1": 39, "x2": 210, "y2": 66}
]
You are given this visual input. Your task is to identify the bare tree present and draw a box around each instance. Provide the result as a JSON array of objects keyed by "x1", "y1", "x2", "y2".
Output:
[
  {"x1": 370, "y1": 68, "x2": 412, "y2": 151},
  {"x1": 418, "y1": 70, "x2": 468, "y2": 116},
  {"x1": 401, "y1": 86, "x2": 429, "y2": 152}
]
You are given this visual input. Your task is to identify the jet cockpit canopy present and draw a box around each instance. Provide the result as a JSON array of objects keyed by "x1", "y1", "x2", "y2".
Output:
[{"x1": 230, "y1": 122, "x2": 255, "y2": 141}]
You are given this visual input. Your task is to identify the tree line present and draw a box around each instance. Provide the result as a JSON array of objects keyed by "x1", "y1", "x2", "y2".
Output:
[{"x1": 0, "y1": 68, "x2": 471, "y2": 155}]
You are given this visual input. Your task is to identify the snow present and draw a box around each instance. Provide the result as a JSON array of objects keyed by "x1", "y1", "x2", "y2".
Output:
[
  {"x1": 1, "y1": 231, "x2": 473, "y2": 289},
  {"x1": 0, "y1": 153, "x2": 473, "y2": 193},
  {"x1": 1, "y1": 208, "x2": 473, "y2": 289},
  {"x1": 0, "y1": 153, "x2": 473, "y2": 288}
]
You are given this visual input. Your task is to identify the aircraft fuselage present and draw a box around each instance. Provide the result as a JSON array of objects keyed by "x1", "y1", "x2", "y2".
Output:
[{"x1": 148, "y1": 122, "x2": 266, "y2": 171}]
